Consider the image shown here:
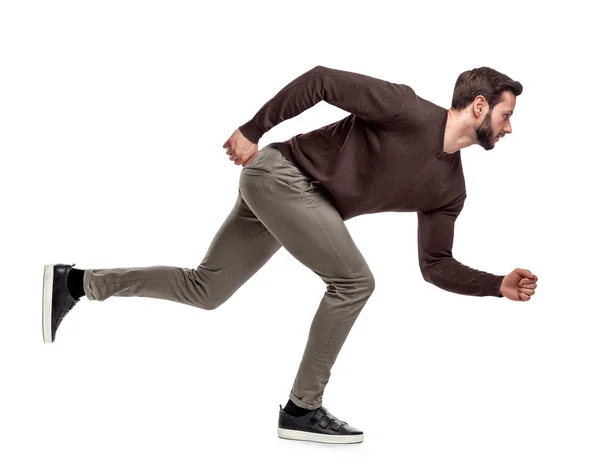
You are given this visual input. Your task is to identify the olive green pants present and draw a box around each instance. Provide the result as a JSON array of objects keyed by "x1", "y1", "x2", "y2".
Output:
[{"x1": 83, "y1": 146, "x2": 375, "y2": 410}]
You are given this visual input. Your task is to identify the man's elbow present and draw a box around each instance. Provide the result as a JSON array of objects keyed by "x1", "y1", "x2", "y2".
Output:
[{"x1": 419, "y1": 262, "x2": 433, "y2": 284}]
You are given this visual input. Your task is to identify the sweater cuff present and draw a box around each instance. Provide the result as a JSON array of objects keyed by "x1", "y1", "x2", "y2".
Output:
[
  {"x1": 238, "y1": 119, "x2": 264, "y2": 144},
  {"x1": 492, "y1": 275, "x2": 504, "y2": 297}
]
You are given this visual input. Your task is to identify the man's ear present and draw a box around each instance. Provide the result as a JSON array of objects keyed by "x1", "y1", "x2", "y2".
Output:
[{"x1": 472, "y1": 95, "x2": 488, "y2": 118}]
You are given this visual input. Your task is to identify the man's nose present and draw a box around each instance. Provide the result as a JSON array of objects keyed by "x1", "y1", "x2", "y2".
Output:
[{"x1": 504, "y1": 122, "x2": 513, "y2": 134}]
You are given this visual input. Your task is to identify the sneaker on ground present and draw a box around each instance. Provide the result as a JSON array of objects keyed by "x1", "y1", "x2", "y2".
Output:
[{"x1": 277, "y1": 405, "x2": 364, "y2": 444}]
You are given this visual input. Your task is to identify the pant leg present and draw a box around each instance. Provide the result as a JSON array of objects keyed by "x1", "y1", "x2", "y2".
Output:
[
  {"x1": 239, "y1": 147, "x2": 375, "y2": 410},
  {"x1": 83, "y1": 176, "x2": 282, "y2": 309}
]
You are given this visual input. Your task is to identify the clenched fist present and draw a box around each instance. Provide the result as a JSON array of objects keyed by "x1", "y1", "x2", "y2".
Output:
[
  {"x1": 500, "y1": 268, "x2": 538, "y2": 301},
  {"x1": 223, "y1": 128, "x2": 258, "y2": 167}
]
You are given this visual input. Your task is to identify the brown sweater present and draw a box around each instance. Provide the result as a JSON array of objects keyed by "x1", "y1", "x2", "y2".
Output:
[{"x1": 239, "y1": 65, "x2": 504, "y2": 298}]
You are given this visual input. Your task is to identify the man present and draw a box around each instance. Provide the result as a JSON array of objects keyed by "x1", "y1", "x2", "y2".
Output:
[{"x1": 43, "y1": 65, "x2": 538, "y2": 445}]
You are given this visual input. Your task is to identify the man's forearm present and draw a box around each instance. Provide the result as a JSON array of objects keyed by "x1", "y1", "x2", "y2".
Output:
[
  {"x1": 238, "y1": 66, "x2": 329, "y2": 144},
  {"x1": 421, "y1": 258, "x2": 505, "y2": 297}
]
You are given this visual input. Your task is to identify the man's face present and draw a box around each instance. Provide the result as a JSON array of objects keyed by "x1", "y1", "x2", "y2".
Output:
[{"x1": 476, "y1": 90, "x2": 516, "y2": 150}]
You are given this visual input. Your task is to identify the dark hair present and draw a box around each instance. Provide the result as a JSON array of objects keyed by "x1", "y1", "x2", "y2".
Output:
[{"x1": 451, "y1": 66, "x2": 523, "y2": 111}]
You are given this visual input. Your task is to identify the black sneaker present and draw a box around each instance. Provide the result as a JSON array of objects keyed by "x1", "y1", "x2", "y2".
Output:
[
  {"x1": 277, "y1": 405, "x2": 364, "y2": 444},
  {"x1": 42, "y1": 263, "x2": 80, "y2": 343}
]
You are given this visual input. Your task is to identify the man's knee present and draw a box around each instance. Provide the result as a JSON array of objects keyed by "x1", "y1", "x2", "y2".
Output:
[
  {"x1": 363, "y1": 272, "x2": 376, "y2": 297},
  {"x1": 201, "y1": 301, "x2": 220, "y2": 311},
  {"x1": 367, "y1": 273, "x2": 376, "y2": 294},
  {"x1": 347, "y1": 271, "x2": 375, "y2": 299},
  {"x1": 188, "y1": 272, "x2": 224, "y2": 311}
]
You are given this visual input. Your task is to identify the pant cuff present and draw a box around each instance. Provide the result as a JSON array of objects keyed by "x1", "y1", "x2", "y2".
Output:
[
  {"x1": 289, "y1": 392, "x2": 322, "y2": 410},
  {"x1": 83, "y1": 269, "x2": 96, "y2": 301}
]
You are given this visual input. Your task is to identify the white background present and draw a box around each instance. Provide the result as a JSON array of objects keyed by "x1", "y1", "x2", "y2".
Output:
[{"x1": 1, "y1": 0, "x2": 598, "y2": 469}]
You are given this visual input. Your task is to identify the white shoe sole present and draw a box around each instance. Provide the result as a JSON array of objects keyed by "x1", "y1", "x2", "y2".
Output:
[
  {"x1": 277, "y1": 427, "x2": 363, "y2": 444},
  {"x1": 42, "y1": 264, "x2": 54, "y2": 344}
]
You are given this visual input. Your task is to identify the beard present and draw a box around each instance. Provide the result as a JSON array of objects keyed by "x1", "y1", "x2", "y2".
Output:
[{"x1": 475, "y1": 109, "x2": 498, "y2": 151}]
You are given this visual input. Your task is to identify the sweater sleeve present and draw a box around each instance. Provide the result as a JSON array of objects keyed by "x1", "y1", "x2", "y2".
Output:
[
  {"x1": 238, "y1": 65, "x2": 417, "y2": 143},
  {"x1": 417, "y1": 193, "x2": 504, "y2": 297}
]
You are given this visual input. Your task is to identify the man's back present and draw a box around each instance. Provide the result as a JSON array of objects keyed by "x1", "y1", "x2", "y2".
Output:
[{"x1": 239, "y1": 65, "x2": 466, "y2": 221}]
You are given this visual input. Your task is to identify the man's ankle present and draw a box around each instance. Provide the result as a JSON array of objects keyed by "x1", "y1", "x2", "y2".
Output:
[{"x1": 283, "y1": 399, "x2": 312, "y2": 417}]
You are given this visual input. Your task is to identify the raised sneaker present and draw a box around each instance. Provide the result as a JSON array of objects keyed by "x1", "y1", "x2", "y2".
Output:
[{"x1": 42, "y1": 263, "x2": 80, "y2": 343}]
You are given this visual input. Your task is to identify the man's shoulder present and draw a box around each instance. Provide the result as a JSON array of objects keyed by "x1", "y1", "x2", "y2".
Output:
[{"x1": 380, "y1": 91, "x2": 446, "y2": 129}]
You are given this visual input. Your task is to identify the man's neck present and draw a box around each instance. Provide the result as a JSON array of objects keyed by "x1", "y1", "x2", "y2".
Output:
[{"x1": 443, "y1": 109, "x2": 476, "y2": 155}]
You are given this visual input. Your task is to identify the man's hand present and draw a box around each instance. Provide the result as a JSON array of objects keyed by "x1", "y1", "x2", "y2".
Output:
[
  {"x1": 223, "y1": 128, "x2": 258, "y2": 167},
  {"x1": 500, "y1": 268, "x2": 538, "y2": 301}
]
